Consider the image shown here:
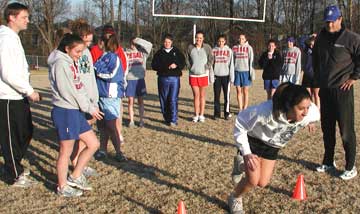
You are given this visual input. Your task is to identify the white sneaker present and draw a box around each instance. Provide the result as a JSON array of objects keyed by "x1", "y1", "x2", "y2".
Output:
[
  {"x1": 340, "y1": 167, "x2": 357, "y2": 180},
  {"x1": 316, "y1": 162, "x2": 337, "y2": 172},
  {"x1": 192, "y1": 116, "x2": 199, "y2": 122},
  {"x1": 83, "y1": 166, "x2": 99, "y2": 177},
  {"x1": 198, "y1": 115, "x2": 205, "y2": 123},
  {"x1": 228, "y1": 193, "x2": 244, "y2": 214}
]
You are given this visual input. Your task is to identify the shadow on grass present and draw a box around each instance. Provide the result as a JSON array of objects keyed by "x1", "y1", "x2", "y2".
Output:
[
  {"x1": 124, "y1": 196, "x2": 163, "y2": 214},
  {"x1": 96, "y1": 157, "x2": 228, "y2": 211}
]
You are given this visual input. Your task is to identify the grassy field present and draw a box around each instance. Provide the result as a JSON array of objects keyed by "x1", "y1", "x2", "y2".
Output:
[{"x1": 0, "y1": 70, "x2": 359, "y2": 213}]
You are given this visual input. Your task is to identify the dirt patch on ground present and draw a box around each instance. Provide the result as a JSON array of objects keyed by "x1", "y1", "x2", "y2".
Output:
[{"x1": 0, "y1": 71, "x2": 360, "y2": 213}]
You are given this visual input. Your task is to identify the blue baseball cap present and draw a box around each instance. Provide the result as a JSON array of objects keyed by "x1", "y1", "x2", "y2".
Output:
[{"x1": 324, "y1": 5, "x2": 341, "y2": 22}]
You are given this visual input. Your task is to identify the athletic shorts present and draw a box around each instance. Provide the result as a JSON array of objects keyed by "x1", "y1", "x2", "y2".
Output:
[
  {"x1": 98, "y1": 97, "x2": 121, "y2": 121},
  {"x1": 125, "y1": 78, "x2": 147, "y2": 97},
  {"x1": 279, "y1": 74, "x2": 297, "y2": 84},
  {"x1": 264, "y1": 79, "x2": 279, "y2": 90},
  {"x1": 189, "y1": 75, "x2": 209, "y2": 87},
  {"x1": 51, "y1": 106, "x2": 91, "y2": 141},
  {"x1": 234, "y1": 71, "x2": 251, "y2": 87},
  {"x1": 248, "y1": 135, "x2": 280, "y2": 160}
]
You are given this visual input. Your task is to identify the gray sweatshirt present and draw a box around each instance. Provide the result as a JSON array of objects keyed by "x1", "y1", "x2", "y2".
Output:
[
  {"x1": 48, "y1": 50, "x2": 97, "y2": 114},
  {"x1": 232, "y1": 42, "x2": 254, "y2": 71},
  {"x1": 78, "y1": 48, "x2": 99, "y2": 105},
  {"x1": 281, "y1": 46, "x2": 302, "y2": 83},
  {"x1": 212, "y1": 45, "x2": 235, "y2": 82},
  {"x1": 187, "y1": 43, "x2": 214, "y2": 77},
  {"x1": 125, "y1": 38, "x2": 153, "y2": 80}
]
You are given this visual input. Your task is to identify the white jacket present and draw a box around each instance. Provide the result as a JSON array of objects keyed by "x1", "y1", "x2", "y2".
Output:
[
  {"x1": 0, "y1": 25, "x2": 33, "y2": 100},
  {"x1": 234, "y1": 100, "x2": 320, "y2": 155}
]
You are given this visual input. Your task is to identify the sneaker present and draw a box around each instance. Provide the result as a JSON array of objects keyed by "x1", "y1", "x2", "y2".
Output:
[
  {"x1": 23, "y1": 168, "x2": 30, "y2": 176},
  {"x1": 139, "y1": 121, "x2": 145, "y2": 127},
  {"x1": 12, "y1": 174, "x2": 37, "y2": 188},
  {"x1": 83, "y1": 166, "x2": 99, "y2": 177},
  {"x1": 225, "y1": 113, "x2": 232, "y2": 120},
  {"x1": 192, "y1": 116, "x2": 199, "y2": 123},
  {"x1": 67, "y1": 174, "x2": 92, "y2": 191},
  {"x1": 340, "y1": 167, "x2": 357, "y2": 180},
  {"x1": 57, "y1": 184, "x2": 83, "y2": 197},
  {"x1": 231, "y1": 154, "x2": 245, "y2": 184},
  {"x1": 228, "y1": 193, "x2": 244, "y2": 214},
  {"x1": 115, "y1": 152, "x2": 128, "y2": 162},
  {"x1": 94, "y1": 150, "x2": 107, "y2": 159},
  {"x1": 169, "y1": 122, "x2": 177, "y2": 127},
  {"x1": 128, "y1": 121, "x2": 136, "y2": 128},
  {"x1": 316, "y1": 162, "x2": 337, "y2": 172},
  {"x1": 198, "y1": 115, "x2": 205, "y2": 123}
]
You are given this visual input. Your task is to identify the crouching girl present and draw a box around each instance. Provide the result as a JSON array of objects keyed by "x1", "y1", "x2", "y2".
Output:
[{"x1": 228, "y1": 83, "x2": 320, "y2": 213}]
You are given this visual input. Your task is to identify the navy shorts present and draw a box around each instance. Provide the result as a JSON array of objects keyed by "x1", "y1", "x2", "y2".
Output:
[
  {"x1": 51, "y1": 106, "x2": 91, "y2": 141},
  {"x1": 234, "y1": 71, "x2": 251, "y2": 87},
  {"x1": 125, "y1": 78, "x2": 147, "y2": 97},
  {"x1": 264, "y1": 79, "x2": 279, "y2": 90}
]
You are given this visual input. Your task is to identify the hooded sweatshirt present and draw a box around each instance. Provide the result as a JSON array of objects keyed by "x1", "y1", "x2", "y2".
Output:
[
  {"x1": 234, "y1": 100, "x2": 320, "y2": 155},
  {"x1": 212, "y1": 45, "x2": 235, "y2": 82},
  {"x1": 281, "y1": 46, "x2": 302, "y2": 83},
  {"x1": 78, "y1": 48, "x2": 99, "y2": 105},
  {"x1": 232, "y1": 42, "x2": 254, "y2": 73},
  {"x1": 187, "y1": 43, "x2": 214, "y2": 77},
  {"x1": 125, "y1": 38, "x2": 153, "y2": 80},
  {"x1": 48, "y1": 50, "x2": 97, "y2": 114},
  {"x1": 0, "y1": 25, "x2": 34, "y2": 100}
]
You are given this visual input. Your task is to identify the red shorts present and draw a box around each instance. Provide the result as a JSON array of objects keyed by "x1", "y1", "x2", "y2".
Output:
[{"x1": 189, "y1": 76, "x2": 209, "y2": 87}]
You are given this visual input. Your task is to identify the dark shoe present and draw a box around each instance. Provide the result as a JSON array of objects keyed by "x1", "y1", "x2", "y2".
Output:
[{"x1": 115, "y1": 152, "x2": 127, "y2": 162}]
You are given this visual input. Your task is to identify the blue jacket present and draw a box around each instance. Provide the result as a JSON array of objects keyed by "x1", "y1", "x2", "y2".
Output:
[{"x1": 95, "y1": 52, "x2": 125, "y2": 98}]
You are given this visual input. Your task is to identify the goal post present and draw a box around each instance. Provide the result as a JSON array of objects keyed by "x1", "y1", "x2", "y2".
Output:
[{"x1": 152, "y1": 0, "x2": 267, "y2": 23}]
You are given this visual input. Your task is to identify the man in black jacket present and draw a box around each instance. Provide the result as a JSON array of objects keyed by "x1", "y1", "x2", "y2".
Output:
[{"x1": 313, "y1": 5, "x2": 360, "y2": 180}]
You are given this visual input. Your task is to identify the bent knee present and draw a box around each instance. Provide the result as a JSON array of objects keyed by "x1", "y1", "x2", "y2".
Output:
[{"x1": 257, "y1": 180, "x2": 270, "y2": 188}]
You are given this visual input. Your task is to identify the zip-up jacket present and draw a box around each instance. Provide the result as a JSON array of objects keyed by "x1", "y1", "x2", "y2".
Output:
[
  {"x1": 0, "y1": 25, "x2": 34, "y2": 100},
  {"x1": 302, "y1": 47, "x2": 314, "y2": 79},
  {"x1": 94, "y1": 52, "x2": 125, "y2": 98},
  {"x1": 151, "y1": 46, "x2": 185, "y2": 77},
  {"x1": 212, "y1": 45, "x2": 235, "y2": 82},
  {"x1": 313, "y1": 27, "x2": 360, "y2": 88},
  {"x1": 234, "y1": 100, "x2": 320, "y2": 155},
  {"x1": 48, "y1": 50, "x2": 97, "y2": 114},
  {"x1": 125, "y1": 38, "x2": 152, "y2": 80},
  {"x1": 186, "y1": 43, "x2": 214, "y2": 77},
  {"x1": 258, "y1": 50, "x2": 282, "y2": 80},
  {"x1": 281, "y1": 46, "x2": 302, "y2": 84}
]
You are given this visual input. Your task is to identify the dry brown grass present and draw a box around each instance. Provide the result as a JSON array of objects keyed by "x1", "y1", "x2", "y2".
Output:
[{"x1": 1, "y1": 70, "x2": 360, "y2": 213}]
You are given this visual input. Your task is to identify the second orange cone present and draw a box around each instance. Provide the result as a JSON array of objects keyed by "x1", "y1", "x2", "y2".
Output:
[
  {"x1": 177, "y1": 200, "x2": 186, "y2": 214},
  {"x1": 292, "y1": 174, "x2": 307, "y2": 200}
]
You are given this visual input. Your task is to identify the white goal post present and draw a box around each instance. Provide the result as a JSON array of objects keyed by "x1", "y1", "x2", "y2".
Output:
[{"x1": 152, "y1": 0, "x2": 267, "y2": 23}]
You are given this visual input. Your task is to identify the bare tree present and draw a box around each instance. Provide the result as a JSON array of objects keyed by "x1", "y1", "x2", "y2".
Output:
[
  {"x1": 117, "y1": 0, "x2": 123, "y2": 36},
  {"x1": 0, "y1": 0, "x2": 9, "y2": 25},
  {"x1": 134, "y1": 0, "x2": 140, "y2": 36},
  {"x1": 22, "y1": 0, "x2": 70, "y2": 54},
  {"x1": 110, "y1": 0, "x2": 114, "y2": 26}
]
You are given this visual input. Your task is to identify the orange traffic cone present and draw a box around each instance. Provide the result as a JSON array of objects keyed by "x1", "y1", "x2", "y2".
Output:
[
  {"x1": 292, "y1": 174, "x2": 307, "y2": 200},
  {"x1": 177, "y1": 200, "x2": 186, "y2": 214}
]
